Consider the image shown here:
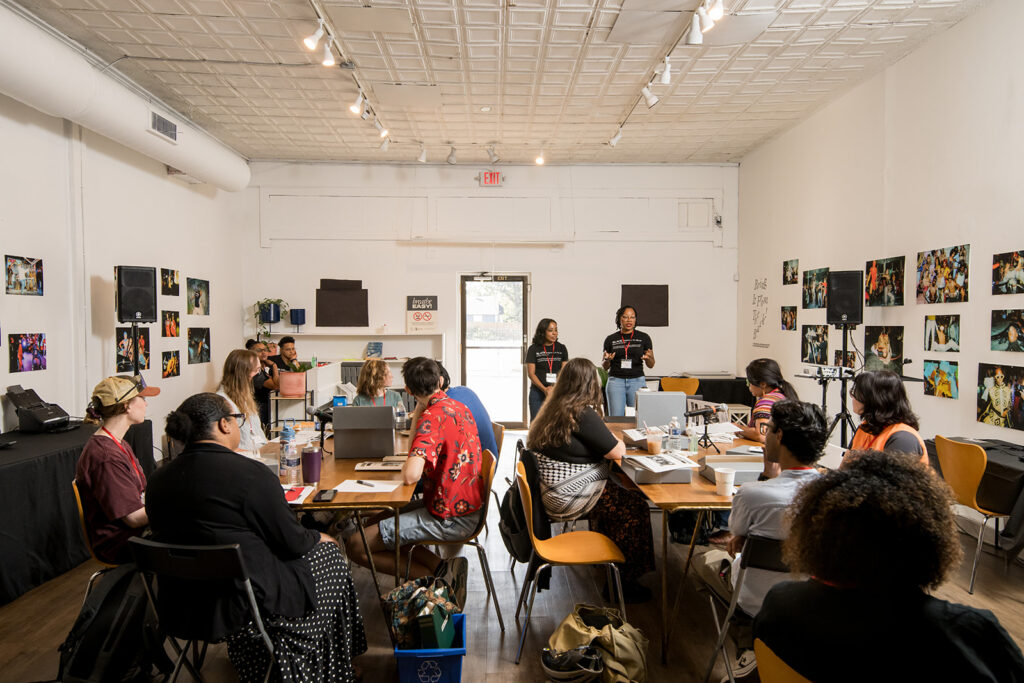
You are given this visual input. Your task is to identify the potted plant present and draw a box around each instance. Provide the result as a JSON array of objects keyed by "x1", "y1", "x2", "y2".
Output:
[{"x1": 253, "y1": 298, "x2": 289, "y2": 339}]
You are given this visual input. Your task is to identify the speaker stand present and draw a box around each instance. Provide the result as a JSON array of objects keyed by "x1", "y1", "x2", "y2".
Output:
[
  {"x1": 826, "y1": 323, "x2": 858, "y2": 448},
  {"x1": 131, "y1": 322, "x2": 141, "y2": 377}
]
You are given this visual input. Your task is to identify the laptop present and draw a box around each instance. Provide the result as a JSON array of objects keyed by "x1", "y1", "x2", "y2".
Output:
[
  {"x1": 332, "y1": 406, "x2": 396, "y2": 459},
  {"x1": 635, "y1": 391, "x2": 688, "y2": 431}
]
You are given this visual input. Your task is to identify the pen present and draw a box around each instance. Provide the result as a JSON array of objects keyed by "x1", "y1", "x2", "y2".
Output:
[{"x1": 356, "y1": 480, "x2": 376, "y2": 487}]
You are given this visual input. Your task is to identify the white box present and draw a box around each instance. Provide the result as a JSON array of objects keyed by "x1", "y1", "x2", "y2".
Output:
[{"x1": 700, "y1": 455, "x2": 764, "y2": 485}]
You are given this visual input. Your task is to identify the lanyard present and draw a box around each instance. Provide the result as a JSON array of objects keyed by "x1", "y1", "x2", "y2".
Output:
[
  {"x1": 102, "y1": 427, "x2": 142, "y2": 483},
  {"x1": 785, "y1": 466, "x2": 815, "y2": 471},
  {"x1": 543, "y1": 344, "x2": 556, "y2": 373},
  {"x1": 621, "y1": 331, "x2": 635, "y2": 358}
]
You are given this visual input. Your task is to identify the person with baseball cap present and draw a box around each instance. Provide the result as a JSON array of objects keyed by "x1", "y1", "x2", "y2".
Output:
[{"x1": 75, "y1": 375, "x2": 159, "y2": 564}]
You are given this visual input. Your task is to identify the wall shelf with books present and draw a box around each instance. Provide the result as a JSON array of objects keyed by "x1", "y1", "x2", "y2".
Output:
[{"x1": 274, "y1": 332, "x2": 445, "y2": 367}]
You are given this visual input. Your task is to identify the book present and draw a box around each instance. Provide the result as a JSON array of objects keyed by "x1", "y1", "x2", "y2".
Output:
[
  {"x1": 364, "y1": 342, "x2": 383, "y2": 358},
  {"x1": 624, "y1": 452, "x2": 699, "y2": 474}
]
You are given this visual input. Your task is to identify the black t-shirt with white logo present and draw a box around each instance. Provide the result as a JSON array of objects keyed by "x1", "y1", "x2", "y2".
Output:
[
  {"x1": 525, "y1": 342, "x2": 569, "y2": 386},
  {"x1": 603, "y1": 330, "x2": 653, "y2": 379}
]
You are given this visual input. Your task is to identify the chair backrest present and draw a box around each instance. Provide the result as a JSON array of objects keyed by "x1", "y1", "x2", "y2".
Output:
[
  {"x1": 71, "y1": 478, "x2": 118, "y2": 568},
  {"x1": 934, "y1": 435, "x2": 986, "y2": 510},
  {"x1": 492, "y1": 422, "x2": 505, "y2": 455},
  {"x1": 739, "y1": 535, "x2": 788, "y2": 573},
  {"x1": 130, "y1": 537, "x2": 248, "y2": 582},
  {"x1": 754, "y1": 638, "x2": 812, "y2": 683},
  {"x1": 466, "y1": 450, "x2": 497, "y2": 539},
  {"x1": 515, "y1": 461, "x2": 540, "y2": 550},
  {"x1": 661, "y1": 377, "x2": 699, "y2": 394}
]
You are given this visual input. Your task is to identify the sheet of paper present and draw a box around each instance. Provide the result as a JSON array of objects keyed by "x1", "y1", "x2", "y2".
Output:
[
  {"x1": 336, "y1": 479, "x2": 402, "y2": 493},
  {"x1": 354, "y1": 461, "x2": 404, "y2": 471},
  {"x1": 282, "y1": 484, "x2": 314, "y2": 504}
]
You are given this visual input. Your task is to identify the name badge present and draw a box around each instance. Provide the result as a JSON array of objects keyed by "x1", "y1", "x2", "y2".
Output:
[
  {"x1": 545, "y1": 373, "x2": 557, "y2": 384},
  {"x1": 620, "y1": 359, "x2": 632, "y2": 370}
]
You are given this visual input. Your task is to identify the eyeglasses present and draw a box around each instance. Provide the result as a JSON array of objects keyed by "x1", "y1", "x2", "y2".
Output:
[{"x1": 226, "y1": 413, "x2": 246, "y2": 426}]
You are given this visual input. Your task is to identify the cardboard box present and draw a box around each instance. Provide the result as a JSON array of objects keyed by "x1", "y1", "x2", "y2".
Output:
[{"x1": 700, "y1": 455, "x2": 764, "y2": 485}]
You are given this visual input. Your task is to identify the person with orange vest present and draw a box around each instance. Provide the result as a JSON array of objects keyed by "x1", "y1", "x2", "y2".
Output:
[{"x1": 847, "y1": 370, "x2": 927, "y2": 465}]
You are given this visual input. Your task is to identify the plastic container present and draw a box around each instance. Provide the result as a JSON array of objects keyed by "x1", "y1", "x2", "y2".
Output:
[
  {"x1": 394, "y1": 613, "x2": 466, "y2": 683},
  {"x1": 395, "y1": 402, "x2": 407, "y2": 431},
  {"x1": 667, "y1": 416, "x2": 682, "y2": 451},
  {"x1": 279, "y1": 420, "x2": 300, "y2": 485}
]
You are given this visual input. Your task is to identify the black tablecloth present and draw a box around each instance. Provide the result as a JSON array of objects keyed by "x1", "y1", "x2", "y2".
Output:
[
  {"x1": 684, "y1": 376, "x2": 752, "y2": 407},
  {"x1": 0, "y1": 421, "x2": 154, "y2": 606}
]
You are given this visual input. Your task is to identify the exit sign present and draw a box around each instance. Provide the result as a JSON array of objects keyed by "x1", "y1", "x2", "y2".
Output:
[{"x1": 479, "y1": 171, "x2": 503, "y2": 187}]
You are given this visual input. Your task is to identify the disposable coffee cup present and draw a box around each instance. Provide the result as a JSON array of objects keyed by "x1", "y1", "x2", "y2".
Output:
[
  {"x1": 647, "y1": 437, "x2": 662, "y2": 455},
  {"x1": 714, "y1": 467, "x2": 736, "y2": 497},
  {"x1": 301, "y1": 443, "x2": 322, "y2": 485}
]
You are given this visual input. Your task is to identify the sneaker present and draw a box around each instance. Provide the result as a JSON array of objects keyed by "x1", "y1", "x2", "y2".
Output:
[{"x1": 719, "y1": 648, "x2": 757, "y2": 681}]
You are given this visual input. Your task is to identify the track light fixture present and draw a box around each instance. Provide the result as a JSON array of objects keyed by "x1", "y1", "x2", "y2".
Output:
[
  {"x1": 487, "y1": 146, "x2": 499, "y2": 164},
  {"x1": 303, "y1": 21, "x2": 325, "y2": 50},
  {"x1": 322, "y1": 41, "x2": 336, "y2": 67},
  {"x1": 535, "y1": 151, "x2": 545, "y2": 165},
  {"x1": 686, "y1": 13, "x2": 703, "y2": 45},
  {"x1": 447, "y1": 146, "x2": 457, "y2": 164},
  {"x1": 349, "y1": 92, "x2": 364, "y2": 116},
  {"x1": 660, "y1": 57, "x2": 671, "y2": 86},
  {"x1": 641, "y1": 85, "x2": 659, "y2": 109},
  {"x1": 374, "y1": 118, "x2": 388, "y2": 138},
  {"x1": 379, "y1": 137, "x2": 390, "y2": 151},
  {"x1": 708, "y1": 0, "x2": 725, "y2": 22},
  {"x1": 697, "y1": 4, "x2": 714, "y2": 32},
  {"x1": 418, "y1": 145, "x2": 427, "y2": 163},
  {"x1": 608, "y1": 128, "x2": 623, "y2": 147}
]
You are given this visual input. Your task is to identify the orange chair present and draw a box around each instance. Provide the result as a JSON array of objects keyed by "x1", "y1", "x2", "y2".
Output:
[
  {"x1": 935, "y1": 435, "x2": 1011, "y2": 593},
  {"x1": 72, "y1": 479, "x2": 118, "y2": 601},
  {"x1": 754, "y1": 639, "x2": 812, "y2": 683},
  {"x1": 513, "y1": 461, "x2": 626, "y2": 664},
  {"x1": 660, "y1": 377, "x2": 699, "y2": 394}
]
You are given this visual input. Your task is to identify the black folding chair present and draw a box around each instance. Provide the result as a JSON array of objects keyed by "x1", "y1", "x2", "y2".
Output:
[{"x1": 129, "y1": 538, "x2": 274, "y2": 683}]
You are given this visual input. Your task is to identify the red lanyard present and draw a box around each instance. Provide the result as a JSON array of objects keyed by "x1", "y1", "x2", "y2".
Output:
[
  {"x1": 371, "y1": 396, "x2": 379, "y2": 406},
  {"x1": 544, "y1": 344, "x2": 555, "y2": 373},
  {"x1": 102, "y1": 428, "x2": 142, "y2": 483},
  {"x1": 785, "y1": 466, "x2": 815, "y2": 471},
  {"x1": 621, "y1": 331, "x2": 635, "y2": 358}
]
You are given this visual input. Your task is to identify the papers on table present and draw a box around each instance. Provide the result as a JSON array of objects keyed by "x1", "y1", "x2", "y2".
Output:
[
  {"x1": 624, "y1": 452, "x2": 699, "y2": 474},
  {"x1": 336, "y1": 479, "x2": 402, "y2": 493},
  {"x1": 622, "y1": 426, "x2": 665, "y2": 444},
  {"x1": 282, "y1": 485, "x2": 314, "y2": 504},
  {"x1": 355, "y1": 461, "x2": 404, "y2": 471}
]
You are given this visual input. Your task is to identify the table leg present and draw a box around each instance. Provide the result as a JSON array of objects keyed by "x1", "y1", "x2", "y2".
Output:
[
  {"x1": 354, "y1": 510, "x2": 383, "y2": 598},
  {"x1": 394, "y1": 508, "x2": 401, "y2": 586}
]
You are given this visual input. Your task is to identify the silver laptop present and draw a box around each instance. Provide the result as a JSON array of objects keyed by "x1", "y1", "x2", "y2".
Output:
[
  {"x1": 333, "y1": 406, "x2": 396, "y2": 459},
  {"x1": 635, "y1": 391, "x2": 688, "y2": 430}
]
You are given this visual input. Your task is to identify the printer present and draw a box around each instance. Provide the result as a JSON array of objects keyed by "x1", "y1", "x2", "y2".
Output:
[{"x1": 5, "y1": 385, "x2": 70, "y2": 433}]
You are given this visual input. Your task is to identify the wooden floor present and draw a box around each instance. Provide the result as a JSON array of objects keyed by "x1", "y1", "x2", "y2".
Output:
[{"x1": 4, "y1": 432, "x2": 1024, "y2": 682}]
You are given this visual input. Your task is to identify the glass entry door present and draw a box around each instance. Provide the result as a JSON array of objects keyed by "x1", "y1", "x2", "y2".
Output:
[{"x1": 460, "y1": 274, "x2": 528, "y2": 427}]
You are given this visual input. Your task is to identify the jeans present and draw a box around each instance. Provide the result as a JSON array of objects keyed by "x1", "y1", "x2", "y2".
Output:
[
  {"x1": 606, "y1": 376, "x2": 647, "y2": 417},
  {"x1": 529, "y1": 384, "x2": 546, "y2": 420}
]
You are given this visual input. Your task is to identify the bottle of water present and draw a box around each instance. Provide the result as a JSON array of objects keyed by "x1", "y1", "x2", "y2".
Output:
[
  {"x1": 280, "y1": 419, "x2": 300, "y2": 485},
  {"x1": 395, "y1": 401, "x2": 407, "y2": 431},
  {"x1": 668, "y1": 416, "x2": 682, "y2": 451}
]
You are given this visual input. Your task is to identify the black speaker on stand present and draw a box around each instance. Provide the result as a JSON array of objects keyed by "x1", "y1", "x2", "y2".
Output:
[
  {"x1": 116, "y1": 266, "x2": 157, "y2": 377},
  {"x1": 825, "y1": 270, "x2": 864, "y2": 448}
]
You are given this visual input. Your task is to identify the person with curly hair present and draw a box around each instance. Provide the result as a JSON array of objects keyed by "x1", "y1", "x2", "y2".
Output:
[
  {"x1": 754, "y1": 451, "x2": 1024, "y2": 681},
  {"x1": 848, "y1": 370, "x2": 926, "y2": 464},
  {"x1": 351, "y1": 358, "x2": 403, "y2": 408}
]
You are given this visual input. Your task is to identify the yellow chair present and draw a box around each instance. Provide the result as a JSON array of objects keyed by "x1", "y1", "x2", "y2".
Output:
[
  {"x1": 754, "y1": 638, "x2": 812, "y2": 683},
  {"x1": 513, "y1": 461, "x2": 626, "y2": 664},
  {"x1": 492, "y1": 421, "x2": 505, "y2": 455},
  {"x1": 660, "y1": 377, "x2": 699, "y2": 394},
  {"x1": 935, "y1": 435, "x2": 1011, "y2": 594},
  {"x1": 72, "y1": 479, "x2": 118, "y2": 601}
]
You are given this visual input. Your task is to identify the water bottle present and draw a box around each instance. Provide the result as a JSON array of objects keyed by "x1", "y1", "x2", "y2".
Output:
[
  {"x1": 280, "y1": 419, "x2": 300, "y2": 485},
  {"x1": 395, "y1": 401, "x2": 407, "y2": 431},
  {"x1": 668, "y1": 416, "x2": 682, "y2": 451},
  {"x1": 311, "y1": 355, "x2": 317, "y2": 368}
]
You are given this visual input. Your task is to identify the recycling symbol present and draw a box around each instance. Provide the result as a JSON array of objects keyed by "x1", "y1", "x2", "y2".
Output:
[{"x1": 417, "y1": 659, "x2": 442, "y2": 683}]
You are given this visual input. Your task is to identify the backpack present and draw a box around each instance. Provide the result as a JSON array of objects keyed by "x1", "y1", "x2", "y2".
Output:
[{"x1": 498, "y1": 440, "x2": 533, "y2": 564}]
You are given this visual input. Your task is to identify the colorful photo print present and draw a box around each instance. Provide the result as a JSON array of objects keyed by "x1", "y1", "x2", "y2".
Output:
[
  {"x1": 924, "y1": 315, "x2": 960, "y2": 352},
  {"x1": 783, "y1": 259, "x2": 799, "y2": 285},
  {"x1": 115, "y1": 327, "x2": 151, "y2": 372},
  {"x1": 161, "y1": 268, "x2": 179, "y2": 296},
  {"x1": 916, "y1": 244, "x2": 969, "y2": 303},
  {"x1": 187, "y1": 327, "x2": 210, "y2": 364},
  {"x1": 162, "y1": 350, "x2": 180, "y2": 378},
  {"x1": 991, "y1": 309, "x2": 1024, "y2": 352},
  {"x1": 864, "y1": 326, "x2": 904, "y2": 373},
  {"x1": 864, "y1": 256, "x2": 905, "y2": 307},
  {"x1": 923, "y1": 360, "x2": 958, "y2": 399},
  {"x1": 801, "y1": 325, "x2": 829, "y2": 365},
  {"x1": 781, "y1": 306, "x2": 797, "y2": 331},
  {"x1": 8, "y1": 333, "x2": 46, "y2": 372},
  {"x1": 162, "y1": 310, "x2": 179, "y2": 338},
  {"x1": 802, "y1": 267, "x2": 829, "y2": 309},
  {"x1": 977, "y1": 362, "x2": 1024, "y2": 430},
  {"x1": 993, "y1": 251, "x2": 1024, "y2": 295},
  {"x1": 187, "y1": 278, "x2": 209, "y2": 315},
  {"x1": 833, "y1": 350, "x2": 856, "y2": 369},
  {"x1": 5, "y1": 255, "x2": 43, "y2": 295}
]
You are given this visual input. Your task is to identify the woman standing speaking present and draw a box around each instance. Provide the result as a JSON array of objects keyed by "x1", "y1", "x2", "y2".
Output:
[{"x1": 602, "y1": 305, "x2": 655, "y2": 417}]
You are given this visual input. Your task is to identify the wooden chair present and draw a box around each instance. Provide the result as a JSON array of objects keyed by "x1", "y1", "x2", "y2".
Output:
[
  {"x1": 754, "y1": 638, "x2": 812, "y2": 683},
  {"x1": 660, "y1": 376, "x2": 700, "y2": 394},
  {"x1": 935, "y1": 435, "x2": 1011, "y2": 593},
  {"x1": 404, "y1": 450, "x2": 505, "y2": 632},
  {"x1": 71, "y1": 479, "x2": 118, "y2": 602},
  {"x1": 492, "y1": 421, "x2": 505, "y2": 455},
  {"x1": 513, "y1": 461, "x2": 626, "y2": 664}
]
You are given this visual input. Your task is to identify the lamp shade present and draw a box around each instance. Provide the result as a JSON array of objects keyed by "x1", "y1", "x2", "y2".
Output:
[
  {"x1": 290, "y1": 308, "x2": 306, "y2": 326},
  {"x1": 258, "y1": 303, "x2": 281, "y2": 324}
]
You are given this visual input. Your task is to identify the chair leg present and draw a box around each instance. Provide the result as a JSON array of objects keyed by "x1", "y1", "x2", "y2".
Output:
[
  {"x1": 515, "y1": 550, "x2": 536, "y2": 619},
  {"x1": 82, "y1": 568, "x2": 110, "y2": 608},
  {"x1": 473, "y1": 542, "x2": 505, "y2": 632},
  {"x1": 515, "y1": 563, "x2": 549, "y2": 665},
  {"x1": 995, "y1": 517, "x2": 1001, "y2": 550},
  {"x1": 969, "y1": 515, "x2": 989, "y2": 595},
  {"x1": 608, "y1": 563, "x2": 626, "y2": 621}
]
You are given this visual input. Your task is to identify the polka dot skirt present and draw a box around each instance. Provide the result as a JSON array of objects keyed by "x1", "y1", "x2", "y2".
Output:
[{"x1": 227, "y1": 542, "x2": 367, "y2": 682}]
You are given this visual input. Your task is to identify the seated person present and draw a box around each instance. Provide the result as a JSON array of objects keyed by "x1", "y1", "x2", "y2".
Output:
[
  {"x1": 345, "y1": 357, "x2": 485, "y2": 578},
  {"x1": 216, "y1": 349, "x2": 268, "y2": 457},
  {"x1": 408, "y1": 362, "x2": 498, "y2": 457},
  {"x1": 695, "y1": 399, "x2": 826, "y2": 677},
  {"x1": 246, "y1": 339, "x2": 279, "y2": 428},
  {"x1": 351, "y1": 359, "x2": 403, "y2": 408},
  {"x1": 527, "y1": 357, "x2": 655, "y2": 602},
  {"x1": 268, "y1": 336, "x2": 303, "y2": 372},
  {"x1": 754, "y1": 451, "x2": 1024, "y2": 682},
  {"x1": 76, "y1": 375, "x2": 159, "y2": 564},
  {"x1": 847, "y1": 370, "x2": 926, "y2": 465},
  {"x1": 146, "y1": 393, "x2": 366, "y2": 682}
]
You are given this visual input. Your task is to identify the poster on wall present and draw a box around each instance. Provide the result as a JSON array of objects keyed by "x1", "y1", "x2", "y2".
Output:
[
  {"x1": 162, "y1": 350, "x2": 180, "y2": 378},
  {"x1": 161, "y1": 268, "x2": 180, "y2": 296},
  {"x1": 977, "y1": 362, "x2": 1024, "y2": 430},
  {"x1": 8, "y1": 333, "x2": 45, "y2": 372},
  {"x1": 406, "y1": 295, "x2": 438, "y2": 333},
  {"x1": 783, "y1": 259, "x2": 799, "y2": 285},
  {"x1": 991, "y1": 309, "x2": 1024, "y2": 352},
  {"x1": 923, "y1": 360, "x2": 958, "y2": 399},
  {"x1": 992, "y1": 250, "x2": 1024, "y2": 294},
  {"x1": 5, "y1": 255, "x2": 43, "y2": 295},
  {"x1": 923, "y1": 315, "x2": 960, "y2": 352},
  {"x1": 188, "y1": 327, "x2": 210, "y2": 364},
  {"x1": 833, "y1": 350, "x2": 856, "y2": 369},
  {"x1": 162, "y1": 311, "x2": 179, "y2": 338},
  {"x1": 116, "y1": 327, "x2": 150, "y2": 372},
  {"x1": 781, "y1": 306, "x2": 796, "y2": 331},
  {"x1": 864, "y1": 326, "x2": 904, "y2": 373},
  {"x1": 801, "y1": 325, "x2": 828, "y2": 365},
  {"x1": 864, "y1": 256, "x2": 905, "y2": 307},
  {"x1": 916, "y1": 244, "x2": 969, "y2": 303},
  {"x1": 187, "y1": 278, "x2": 210, "y2": 315},
  {"x1": 802, "y1": 268, "x2": 828, "y2": 309}
]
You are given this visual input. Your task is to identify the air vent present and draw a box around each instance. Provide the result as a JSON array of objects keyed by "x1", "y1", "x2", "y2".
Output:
[{"x1": 148, "y1": 111, "x2": 178, "y2": 143}]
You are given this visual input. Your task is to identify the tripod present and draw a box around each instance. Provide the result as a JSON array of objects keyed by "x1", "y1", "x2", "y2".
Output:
[
  {"x1": 696, "y1": 414, "x2": 720, "y2": 454},
  {"x1": 826, "y1": 323, "x2": 857, "y2": 448}
]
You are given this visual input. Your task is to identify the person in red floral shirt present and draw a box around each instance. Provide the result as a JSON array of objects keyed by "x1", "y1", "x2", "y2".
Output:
[{"x1": 345, "y1": 357, "x2": 485, "y2": 578}]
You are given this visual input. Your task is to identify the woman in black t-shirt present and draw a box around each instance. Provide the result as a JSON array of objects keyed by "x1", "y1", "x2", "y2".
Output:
[
  {"x1": 528, "y1": 358, "x2": 655, "y2": 602},
  {"x1": 602, "y1": 305, "x2": 655, "y2": 416},
  {"x1": 525, "y1": 318, "x2": 569, "y2": 420}
]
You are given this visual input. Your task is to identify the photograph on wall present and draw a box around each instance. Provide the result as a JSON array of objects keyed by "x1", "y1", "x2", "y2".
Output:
[
  {"x1": 187, "y1": 327, "x2": 210, "y2": 364},
  {"x1": 923, "y1": 360, "x2": 958, "y2": 399},
  {"x1": 8, "y1": 333, "x2": 46, "y2": 372},
  {"x1": 162, "y1": 350, "x2": 180, "y2": 378},
  {"x1": 864, "y1": 326, "x2": 904, "y2": 373},
  {"x1": 833, "y1": 350, "x2": 856, "y2": 369},
  {"x1": 864, "y1": 256, "x2": 905, "y2": 307},
  {"x1": 781, "y1": 306, "x2": 796, "y2": 331},
  {"x1": 5, "y1": 255, "x2": 43, "y2": 296},
  {"x1": 162, "y1": 310, "x2": 179, "y2": 338},
  {"x1": 991, "y1": 309, "x2": 1024, "y2": 352},
  {"x1": 977, "y1": 362, "x2": 1024, "y2": 430},
  {"x1": 923, "y1": 315, "x2": 960, "y2": 352},
  {"x1": 115, "y1": 327, "x2": 151, "y2": 372},
  {"x1": 801, "y1": 325, "x2": 828, "y2": 365},
  {"x1": 161, "y1": 268, "x2": 180, "y2": 296},
  {"x1": 187, "y1": 278, "x2": 210, "y2": 315},
  {"x1": 802, "y1": 267, "x2": 828, "y2": 309},
  {"x1": 993, "y1": 251, "x2": 1024, "y2": 294},
  {"x1": 916, "y1": 244, "x2": 969, "y2": 303},
  {"x1": 783, "y1": 259, "x2": 799, "y2": 285}
]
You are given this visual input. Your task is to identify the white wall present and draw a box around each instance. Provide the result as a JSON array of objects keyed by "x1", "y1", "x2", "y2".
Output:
[{"x1": 737, "y1": 0, "x2": 1024, "y2": 443}]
